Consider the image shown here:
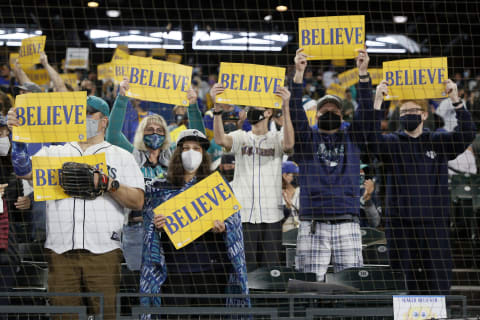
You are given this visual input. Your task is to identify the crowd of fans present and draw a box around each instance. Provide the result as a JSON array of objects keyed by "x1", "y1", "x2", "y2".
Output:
[{"x1": 0, "y1": 47, "x2": 479, "y2": 319}]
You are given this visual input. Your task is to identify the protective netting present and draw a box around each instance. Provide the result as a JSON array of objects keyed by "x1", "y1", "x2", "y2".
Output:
[{"x1": 0, "y1": 0, "x2": 479, "y2": 319}]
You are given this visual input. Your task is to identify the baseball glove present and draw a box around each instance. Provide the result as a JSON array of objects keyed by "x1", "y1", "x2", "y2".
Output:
[{"x1": 59, "y1": 162, "x2": 109, "y2": 200}]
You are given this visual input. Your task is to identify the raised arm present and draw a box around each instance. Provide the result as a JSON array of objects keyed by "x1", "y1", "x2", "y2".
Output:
[
  {"x1": 7, "y1": 108, "x2": 32, "y2": 179},
  {"x1": 39, "y1": 52, "x2": 67, "y2": 92},
  {"x1": 186, "y1": 88, "x2": 206, "y2": 134},
  {"x1": 431, "y1": 79, "x2": 477, "y2": 158},
  {"x1": 12, "y1": 59, "x2": 31, "y2": 85},
  {"x1": 290, "y1": 48, "x2": 313, "y2": 155},
  {"x1": 105, "y1": 78, "x2": 135, "y2": 153},
  {"x1": 212, "y1": 84, "x2": 233, "y2": 150},
  {"x1": 275, "y1": 87, "x2": 294, "y2": 152}
]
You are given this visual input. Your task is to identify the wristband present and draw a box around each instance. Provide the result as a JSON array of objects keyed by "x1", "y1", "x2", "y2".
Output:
[
  {"x1": 452, "y1": 100, "x2": 463, "y2": 107},
  {"x1": 213, "y1": 110, "x2": 223, "y2": 116},
  {"x1": 359, "y1": 73, "x2": 370, "y2": 80}
]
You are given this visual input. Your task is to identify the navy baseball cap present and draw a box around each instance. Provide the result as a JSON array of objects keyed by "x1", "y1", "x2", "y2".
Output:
[{"x1": 282, "y1": 161, "x2": 299, "y2": 174}]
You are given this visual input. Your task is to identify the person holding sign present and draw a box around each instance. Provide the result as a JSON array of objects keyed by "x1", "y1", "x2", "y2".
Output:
[
  {"x1": 290, "y1": 48, "x2": 374, "y2": 281},
  {"x1": 140, "y1": 129, "x2": 248, "y2": 313},
  {"x1": 370, "y1": 79, "x2": 476, "y2": 295},
  {"x1": 212, "y1": 82, "x2": 294, "y2": 271},
  {"x1": 7, "y1": 95, "x2": 145, "y2": 320}
]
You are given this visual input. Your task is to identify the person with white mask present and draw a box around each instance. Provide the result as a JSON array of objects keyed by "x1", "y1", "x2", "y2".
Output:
[
  {"x1": 7, "y1": 95, "x2": 145, "y2": 320},
  {"x1": 140, "y1": 129, "x2": 249, "y2": 316}
]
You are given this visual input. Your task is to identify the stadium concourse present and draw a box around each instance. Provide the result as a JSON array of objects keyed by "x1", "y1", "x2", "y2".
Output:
[{"x1": 1, "y1": 0, "x2": 480, "y2": 319}]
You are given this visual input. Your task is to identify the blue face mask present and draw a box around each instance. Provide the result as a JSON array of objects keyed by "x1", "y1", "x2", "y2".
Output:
[{"x1": 143, "y1": 134, "x2": 165, "y2": 150}]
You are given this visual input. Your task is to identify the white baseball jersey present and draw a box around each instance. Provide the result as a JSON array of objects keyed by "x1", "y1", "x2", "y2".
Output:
[
  {"x1": 228, "y1": 130, "x2": 284, "y2": 223},
  {"x1": 34, "y1": 141, "x2": 145, "y2": 254}
]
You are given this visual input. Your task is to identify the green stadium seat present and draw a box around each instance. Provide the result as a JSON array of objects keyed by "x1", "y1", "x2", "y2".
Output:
[
  {"x1": 450, "y1": 174, "x2": 473, "y2": 200},
  {"x1": 362, "y1": 243, "x2": 390, "y2": 266},
  {"x1": 360, "y1": 227, "x2": 386, "y2": 247},
  {"x1": 325, "y1": 267, "x2": 407, "y2": 294},
  {"x1": 247, "y1": 266, "x2": 316, "y2": 292}
]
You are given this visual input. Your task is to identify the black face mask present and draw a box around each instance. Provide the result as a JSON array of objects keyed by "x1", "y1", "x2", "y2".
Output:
[
  {"x1": 247, "y1": 108, "x2": 266, "y2": 125},
  {"x1": 223, "y1": 123, "x2": 237, "y2": 134},
  {"x1": 318, "y1": 111, "x2": 341, "y2": 131},
  {"x1": 275, "y1": 121, "x2": 282, "y2": 131},
  {"x1": 221, "y1": 169, "x2": 235, "y2": 182},
  {"x1": 290, "y1": 176, "x2": 298, "y2": 188},
  {"x1": 399, "y1": 114, "x2": 422, "y2": 132}
]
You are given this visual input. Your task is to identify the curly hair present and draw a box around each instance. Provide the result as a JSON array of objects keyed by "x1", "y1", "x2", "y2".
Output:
[{"x1": 167, "y1": 142, "x2": 211, "y2": 186}]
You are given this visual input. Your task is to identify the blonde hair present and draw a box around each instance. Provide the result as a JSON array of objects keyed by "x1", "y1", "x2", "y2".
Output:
[
  {"x1": 133, "y1": 114, "x2": 170, "y2": 151},
  {"x1": 400, "y1": 99, "x2": 429, "y2": 112}
]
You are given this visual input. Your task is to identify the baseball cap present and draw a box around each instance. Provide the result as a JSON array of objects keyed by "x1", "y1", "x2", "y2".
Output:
[
  {"x1": 176, "y1": 129, "x2": 210, "y2": 150},
  {"x1": 317, "y1": 94, "x2": 342, "y2": 111},
  {"x1": 87, "y1": 96, "x2": 110, "y2": 117},
  {"x1": 15, "y1": 81, "x2": 42, "y2": 93},
  {"x1": 282, "y1": 161, "x2": 299, "y2": 174}
]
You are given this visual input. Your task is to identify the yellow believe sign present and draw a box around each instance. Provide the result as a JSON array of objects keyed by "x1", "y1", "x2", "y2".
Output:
[
  {"x1": 299, "y1": 15, "x2": 365, "y2": 60},
  {"x1": 12, "y1": 91, "x2": 87, "y2": 143},
  {"x1": 383, "y1": 57, "x2": 448, "y2": 100},
  {"x1": 18, "y1": 36, "x2": 46, "y2": 66},
  {"x1": 154, "y1": 171, "x2": 242, "y2": 249},
  {"x1": 25, "y1": 69, "x2": 50, "y2": 86},
  {"x1": 113, "y1": 55, "x2": 193, "y2": 106},
  {"x1": 60, "y1": 73, "x2": 78, "y2": 90},
  {"x1": 326, "y1": 83, "x2": 346, "y2": 100},
  {"x1": 217, "y1": 62, "x2": 285, "y2": 109},
  {"x1": 32, "y1": 153, "x2": 107, "y2": 201},
  {"x1": 97, "y1": 63, "x2": 114, "y2": 80},
  {"x1": 337, "y1": 68, "x2": 384, "y2": 88}
]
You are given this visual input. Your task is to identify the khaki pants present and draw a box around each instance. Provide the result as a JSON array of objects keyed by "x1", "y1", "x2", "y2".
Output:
[{"x1": 47, "y1": 249, "x2": 122, "y2": 320}]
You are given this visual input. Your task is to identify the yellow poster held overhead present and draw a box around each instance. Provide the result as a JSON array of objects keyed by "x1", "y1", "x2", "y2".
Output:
[
  {"x1": 217, "y1": 62, "x2": 285, "y2": 109},
  {"x1": 326, "y1": 83, "x2": 346, "y2": 100},
  {"x1": 113, "y1": 55, "x2": 193, "y2": 106},
  {"x1": 18, "y1": 36, "x2": 46, "y2": 66},
  {"x1": 60, "y1": 73, "x2": 78, "y2": 89},
  {"x1": 111, "y1": 47, "x2": 130, "y2": 63},
  {"x1": 97, "y1": 63, "x2": 114, "y2": 80},
  {"x1": 12, "y1": 91, "x2": 87, "y2": 143},
  {"x1": 25, "y1": 69, "x2": 50, "y2": 86},
  {"x1": 154, "y1": 171, "x2": 241, "y2": 249},
  {"x1": 299, "y1": 15, "x2": 365, "y2": 60},
  {"x1": 32, "y1": 153, "x2": 107, "y2": 201},
  {"x1": 338, "y1": 68, "x2": 359, "y2": 89},
  {"x1": 383, "y1": 57, "x2": 448, "y2": 100},
  {"x1": 370, "y1": 68, "x2": 383, "y2": 85}
]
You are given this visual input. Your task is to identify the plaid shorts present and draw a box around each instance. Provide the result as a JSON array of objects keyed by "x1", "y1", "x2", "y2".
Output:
[{"x1": 295, "y1": 220, "x2": 363, "y2": 281}]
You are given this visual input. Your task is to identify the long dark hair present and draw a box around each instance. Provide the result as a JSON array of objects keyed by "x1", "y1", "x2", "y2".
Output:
[{"x1": 167, "y1": 142, "x2": 212, "y2": 187}]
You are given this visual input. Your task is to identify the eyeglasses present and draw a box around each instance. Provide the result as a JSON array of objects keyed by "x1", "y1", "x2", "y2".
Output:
[
  {"x1": 399, "y1": 108, "x2": 424, "y2": 116},
  {"x1": 144, "y1": 127, "x2": 165, "y2": 135}
]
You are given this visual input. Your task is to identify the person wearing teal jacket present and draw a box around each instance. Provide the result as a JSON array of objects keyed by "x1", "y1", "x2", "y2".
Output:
[{"x1": 104, "y1": 78, "x2": 206, "y2": 270}]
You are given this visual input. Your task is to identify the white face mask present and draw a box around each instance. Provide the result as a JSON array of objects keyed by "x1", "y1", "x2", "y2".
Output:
[
  {"x1": 0, "y1": 136, "x2": 10, "y2": 156},
  {"x1": 181, "y1": 149, "x2": 203, "y2": 172},
  {"x1": 86, "y1": 118, "x2": 100, "y2": 139}
]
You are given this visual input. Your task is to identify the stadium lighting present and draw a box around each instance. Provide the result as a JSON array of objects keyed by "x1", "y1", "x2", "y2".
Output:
[
  {"x1": 276, "y1": 5, "x2": 288, "y2": 12},
  {"x1": 6, "y1": 41, "x2": 22, "y2": 46},
  {"x1": 16, "y1": 28, "x2": 25, "y2": 32},
  {"x1": 0, "y1": 30, "x2": 5, "y2": 34},
  {"x1": 129, "y1": 30, "x2": 141, "y2": 35},
  {"x1": 88, "y1": 29, "x2": 119, "y2": 39},
  {"x1": 87, "y1": 1, "x2": 99, "y2": 8},
  {"x1": 106, "y1": 10, "x2": 121, "y2": 18},
  {"x1": 34, "y1": 30, "x2": 42, "y2": 35},
  {"x1": 264, "y1": 15, "x2": 272, "y2": 22},
  {"x1": 393, "y1": 16, "x2": 408, "y2": 23}
]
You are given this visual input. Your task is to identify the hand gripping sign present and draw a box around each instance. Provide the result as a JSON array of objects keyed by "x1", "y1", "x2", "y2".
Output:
[
  {"x1": 382, "y1": 57, "x2": 448, "y2": 100},
  {"x1": 12, "y1": 91, "x2": 87, "y2": 143},
  {"x1": 32, "y1": 153, "x2": 107, "y2": 201},
  {"x1": 299, "y1": 15, "x2": 365, "y2": 60},
  {"x1": 153, "y1": 171, "x2": 242, "y2": 249},
  {"x1": 216, "y1": 62, "x2": 285, "y2": 109},
  {"x1": 113, "y1": 54, "x2": 193, "y2": 106}
]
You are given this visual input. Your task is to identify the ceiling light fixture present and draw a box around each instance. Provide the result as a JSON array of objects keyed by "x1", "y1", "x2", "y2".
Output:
[
  {"x1": 87, "y1": 1, "x2": 99, "y2": 8},
  {"x1": 106, "y1": 10, "x2": 121, "y2": 18},
  {"x1": 276, "y1": 5, "x2": 288, "y2": 12},
  {"x1": 264, "y1": 15, "x2": 272, "y2": 22},
  {"x1": 393, "y1": 16, "x2": 408, "y2": 23}
]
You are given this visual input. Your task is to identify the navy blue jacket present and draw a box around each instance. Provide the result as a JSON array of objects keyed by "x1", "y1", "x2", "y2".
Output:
[
  {"x1": 290, "y1": 81, "x2": 375, "y2": 219},
  {"x1": 370, "y1": 106, "x2": 476, "y2": 221}
]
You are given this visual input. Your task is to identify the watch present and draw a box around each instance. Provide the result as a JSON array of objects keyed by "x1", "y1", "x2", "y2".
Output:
[
  {"x1": 212, "y1": 110, "x2": 223, "y2": 116},
  {"x1": 109, "y1": 179, "x2": 120, "y2": 193},
  {"x1": 359, "y1": 73, "x2": 370, "y2": 80}
]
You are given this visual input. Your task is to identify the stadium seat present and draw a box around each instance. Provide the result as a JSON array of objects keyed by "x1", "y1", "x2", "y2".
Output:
[
  {"x1": 450, "y1": 174, "x2": 473, "y2": 200},
  {"x1": 325, "y1": 267, "x2": 407, "y2": 294},
  {"x1": 360, "y1": 227, "x2": 386, "y2": 247},
  {"x1": 362, "y1": 243, "x2": 390, "y2": 266},
  {"x1": 17, "y1": 242, "x2": 46, "y2": 263},
  {"x1": 282, "y1": 228, "x2": 298, "y2": 247},
  {"x1": 247, "y1": 266, "x2": 316, "y2": 292},
  {"x1": 12, "y1": 261, "x2": 48, "y2": 291}
]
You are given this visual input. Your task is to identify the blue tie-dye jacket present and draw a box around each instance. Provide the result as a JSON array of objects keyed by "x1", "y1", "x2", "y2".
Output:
[{"x1": 139, "y1": 177, "x2": 250, "y2": 315}]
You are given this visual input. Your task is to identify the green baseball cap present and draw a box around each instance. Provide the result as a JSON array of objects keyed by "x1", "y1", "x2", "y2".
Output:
[{"x1": 87, "y1": 96, "x2": 110, "y2": 117}]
